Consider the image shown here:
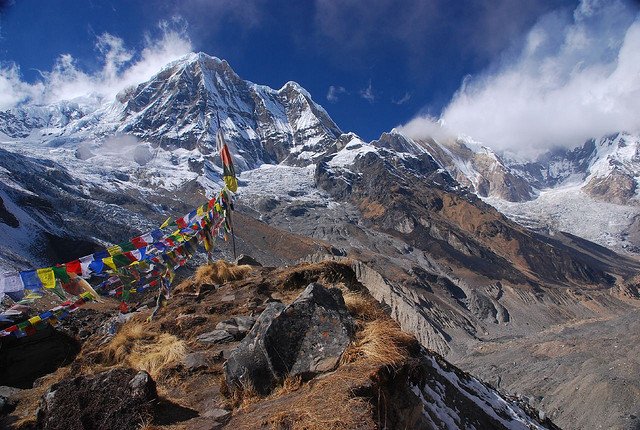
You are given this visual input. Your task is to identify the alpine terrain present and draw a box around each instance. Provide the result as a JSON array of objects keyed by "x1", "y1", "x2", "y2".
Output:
[{"x1": 1, "y1": 53, "x2": 639, "y2": 429}]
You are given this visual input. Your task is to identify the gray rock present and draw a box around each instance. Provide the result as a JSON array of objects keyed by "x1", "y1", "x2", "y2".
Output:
[
  {"x1": 36, "y1": 368, "x2": 157, "y2": 430},
  {"x1": 0, "y1": 386, "x2": 20, "y2": 416},
  {"x1": 183, "y1": 352, "x2": 209, "y2": 371},
  {"x1": 235, "y1": 254, "x2": 262, "y2": 266},
  {"x1": 202, "y1": 407, "x2": 231, "y2": 421},
  {"x1": 224, "y1": 283, "x2": 354, "y2": 395},
  {"x1": 197, "y1": 330, "x2": 235, "y2": 344},
  {"x1": 215, "y1": 315, "x2": 256, "y2": 340}
]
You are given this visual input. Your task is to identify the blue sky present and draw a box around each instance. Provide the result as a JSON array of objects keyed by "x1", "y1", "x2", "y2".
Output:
[{"x1": 1, "y1": 0, "x2": 639, "y2": 153}]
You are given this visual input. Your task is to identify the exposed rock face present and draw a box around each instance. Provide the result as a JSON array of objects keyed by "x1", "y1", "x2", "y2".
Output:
[
  {"x1": 0, "y1": 386, "x2": 20, "y2": 417},
  {"x1": 235, "y1": 254, "x2": 262, "y2": 266},
  {"x1": 382, "y1": 353, "x2": 559, "y2": 430},
  {"x1": 224, "y1": 283, "x2": 355, "y2": 394},
  {"x1": 416, "y1": 136, "x2": 535, "y2": 202},
  {"x1": 583, "y1": 168, "x2": 637, "y2": 204},
  {"x1": 36, "y1": 368, "x2": 157, "y2": 430},
  {"x1": 197, "y1": 329, "x2": 235, "y2": 344}
]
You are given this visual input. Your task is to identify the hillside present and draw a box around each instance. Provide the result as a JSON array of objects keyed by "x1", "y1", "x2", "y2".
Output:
[{"x1": 0, "y1": 260, "x2": 555, "y2": 430}]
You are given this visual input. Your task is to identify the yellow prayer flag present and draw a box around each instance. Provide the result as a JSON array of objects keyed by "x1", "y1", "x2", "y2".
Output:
[
  {"x1": 107, "y1": 245, "x2": 122, "y2": 256},
  {"x1": 80, "y1": 291, "x2": 94, "y2": 300},
  {"x1": 28, "y1": 315, "x2": 42, "y2": 325},
  {"x1": 103, "y1": 257, "x2": 117, "y2": 271},
  {"x1": 197, "y1": 205, "x2": 206, "y2": 217},
  {"x1": 160, "y1": 217, "x2": 172, "y2": 229},
  {"x1": 37, "y1": 268, "x2": 56, "y2": 289}
]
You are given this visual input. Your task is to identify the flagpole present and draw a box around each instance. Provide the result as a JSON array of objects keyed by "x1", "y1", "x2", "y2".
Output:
[{"x1": 217, "y1": 112, "x2": 238, "y2": 262}]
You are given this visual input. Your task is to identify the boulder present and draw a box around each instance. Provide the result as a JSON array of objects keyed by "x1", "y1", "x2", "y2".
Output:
[
  {"x1": 182, "y1": 352, "x2": 210, "y2": 372},
  {"x1": 197, "y1": 330, "x2": 235, "y2": 344},
  {"x1": 235, "y1": 254, "x2": 262, "y2": 267},
  {"x1": 215, "y1": 315, "x2": 256, "y2": 340},
  {"x1": 0, "y1": 386, "x2": 20, "y2": 416},
  {"x1": 224, "y1": 283, "x2": 355, "y2": 395},
  {"x1": 36, "y1": 368, "x2": 157, "y2": 430}
]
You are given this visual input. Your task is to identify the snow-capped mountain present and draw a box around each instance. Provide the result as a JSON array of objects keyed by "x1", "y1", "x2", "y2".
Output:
[
  {"x1": 1, "y1": 52, "x2": 639, "y2": 429},
  {"x1": 517, "y1": 133, "x2": 640, "y2": 205},
  {"x1": 0, "y1": 52, "x2": 345, "y2": 271},
  {"x1": 413, "y1": 135, "x2": 535, "y2": 202},
  {"x1": 390, "y1": 130, "x2": 640, "y2": 254},
  {"x1": 0, "y1": 53, "x2": 342, "y2": 172}
]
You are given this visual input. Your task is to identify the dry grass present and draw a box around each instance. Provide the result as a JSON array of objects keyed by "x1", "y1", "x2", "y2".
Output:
[
  {"x1": 222, "y1": 377, "x2": 262, "y2": 410},
  {"x1": 195, "y1": 260, "x2": 252, "y2": 285},
  {"x1": 275, "y1": 261, "x2": 362, "y2": 292},
  {"x1": 232, "y1": 365, "x2": 377, "y2": 430},
  {"x1": 270, "y1": 375, "x2": 303, "y2": 398},
  {"x1": 341, "y1": 319, "x2": 414, "y2": 367},
  {"x1": 175, "y1": 260, "x2": 252, "y2": 295},
  {"x1": 342, "y1": 291, "x2": 386, "y2": 322},
  {"x1": 95, "y1": 322, "x2": 186, "y2": 381}
]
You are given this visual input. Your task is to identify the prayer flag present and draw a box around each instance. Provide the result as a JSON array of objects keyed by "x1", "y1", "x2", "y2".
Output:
[
  {"x1": 150, "y1": 229, "x2": 164, "y2": 242},
  {"x1": 103, "y1": 257, "x2": 117, "y2": 271},
  {"x1": 52, "y1": 266, "x2": 71, "y2": 283},
  {"x1": 65, "y1": 260, "x2": 82, "y2": 276},
  {"x1": 216, "y1": 127, "x2": 238, "y2": 192},
  {"x1": 79, "y1": 255, "x2": 94, "y2": 277},
  {"x1": 37, "y1": 268, "x2": 56, "y2": 289},
  {"x1": 20, "y1": 270, "x2": 42, "y2": 290},
  {"x1": 107, "y1": 245, "x2": 123, "y2": 256},
  {"x1": 131, "y1": 236, "x2": 148, "y2": 249},
  {"x1": 118, "y1": 241, "x2": 136, "y2": 252},
  {"x1": 93, "y1": 250, "x2": 109, "y2": 260},
  {"x1": 160, "y1": 217, "x2": 172, "y2": 229},
  {"x1": 89, "y1": 259, "x2": 105, "y2": 274}
]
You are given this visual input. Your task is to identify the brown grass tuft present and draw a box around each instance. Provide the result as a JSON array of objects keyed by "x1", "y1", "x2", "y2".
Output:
[
  {"x1": 270, "y1": 375, "x2": 303, "y2": 398},
  {"x1": 96, "y1": 322, "x2": 186, "y2": 381},
  {"x1": 174, "y1": 260, "x2": 253, "y2": 295},
  {"x1": 342, "y1": 292, "x2": 386, "y2": 322},
  {"x1": 195, "y1": 260, "x2": 252, "y2": 285},
  {"x1": 341, "y1": 319, "x2": 414, "y2": 367},
  {"x1": 222, "y1": 378, "x2": 262, "y2": 410},
  {"x1": 235, "y1": 368, "x2": 375, "y2": 430}
]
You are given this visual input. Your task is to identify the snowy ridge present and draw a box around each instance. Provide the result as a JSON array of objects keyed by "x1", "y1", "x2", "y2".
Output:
[
  {"x1": 410, "y1": 354, "x2": 549, "y2": 430},
  {"x1": 394, "y1": 127, "x2": 640, "y2": 253}
]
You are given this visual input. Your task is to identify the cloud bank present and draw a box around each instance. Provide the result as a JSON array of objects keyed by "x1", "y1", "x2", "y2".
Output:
[
  {"x1": 400, "y1": 0, "x2": 640, "y2": 155},
  {"x1": 0, "y1": 19, "x2": 192, "y2": 109}
]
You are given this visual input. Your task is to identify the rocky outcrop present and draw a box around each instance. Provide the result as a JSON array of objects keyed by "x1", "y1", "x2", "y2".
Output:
[
  {"x1": 350, "y1": 259, "x2": 451, "y2": 355},
  {"x1": 381, "y1": 353, "x2": 558, "y2": 430},
  {"x1": 583, "y1": 168, "x2": 638, "y2": 205},
  {"x1": 36, "y1": 368, "x2": 157, "y2": 430},
  {"x1": 224, "y1": 283, "x2": 354, "y2": 394},
  {"x1": 416, "y1": 136, "x2": 535, "y2": 202}
]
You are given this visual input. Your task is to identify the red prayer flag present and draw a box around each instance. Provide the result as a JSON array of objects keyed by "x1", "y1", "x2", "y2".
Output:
[
  {"x1": 131, "y1": 236, "x2": 148, "y2": 248},
  {"x1": 65, "y1": 260, "x2": 82, "y2": 276}
]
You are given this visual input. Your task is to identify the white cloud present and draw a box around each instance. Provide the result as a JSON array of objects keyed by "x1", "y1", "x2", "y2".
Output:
[
  {"x1": 0, "y1": 19, "x2": 192, "y2": 110},
  {"x1": 401, "y1": 0, "x2": 640, "y2": 156},
  {"x1": 393, "y1": 92, "x2": 411, "y2": 105},
  {"x1": 397, "y1": 115, "x2": 456, "y2": 143},
  {"x1": 326, "y1": 85, "x2": 347, "y2": 102},
  {"x1": 360, "y1": 80, "x2": 375, "y2": 103}
]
